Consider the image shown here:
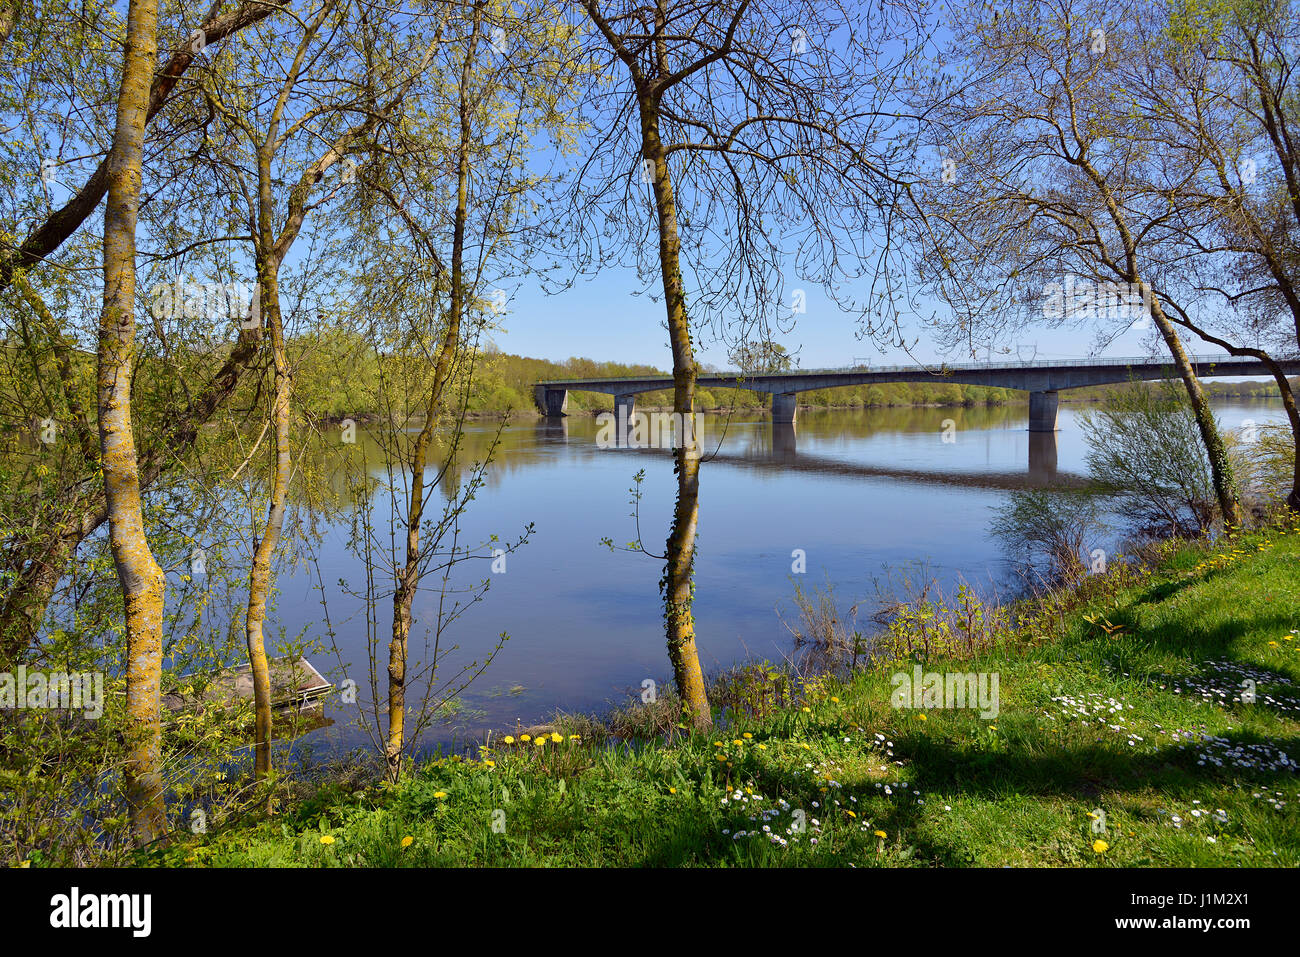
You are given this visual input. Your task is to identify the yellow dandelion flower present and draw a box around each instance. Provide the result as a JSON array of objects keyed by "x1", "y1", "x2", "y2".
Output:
[
  {"x1": 534, "y1": 737, "x2": 546, "y2": 747},
  {"x1": 830, "y1": 697, "x2": 839, "y2": 703},
  {"x1": 433, "y1": 791, "x2": 447, "y2": 799},
  {"x1": 874, "y1": 830, "x2": 887, "y2": 839},
  {"x1": 503, "y1": 735, "x2": 515, "y2": 745},
  {"x1": 732, "y1": 739, "x2": 743, "y2": 746},
  {"x1": 551, "y1": 732, "x2": 562, "y2": 743},
  {"x1": 802, "y1": 707, "x2": 811, "y2": 713},
  {"x1": 757, "y1": 743, "x2": 767, "y2": 750},
  {"x1": 570, "y1": 734, "x2": 581, "y2": 740},
  {"x1": 320, "y1": 835, "x2": 335, "y2": 845},
  {"x1": 484, "y1": 760, "x2": 495, "y2": 768},
  {"x1": 714, "y1": 741, "x2": 724, "y2": 747},
  {"x1": 1092, "y1": 840, "x2": 1109, "y2": 853},
  {"x1": 521, "y1": 734, "x2": 531, "y2": 742},
  {"x1": 401, "y1": 836, "x2": 414, "y2": 848},
  {"x1": 668, "y1": 787, "x2": 677, "y2": 794},
  {"x1": 716, "y1": 754, "x2": 726, "y2": 762},
  {"x1": 846, "y1": 810, "x2": 856, "y2": 818},
  {"x1": 742, "y1": 732, "x2": 753, "y2": 739},
  {"x1": 917, "y1": 713, "x2": 928, "y2": 721}
]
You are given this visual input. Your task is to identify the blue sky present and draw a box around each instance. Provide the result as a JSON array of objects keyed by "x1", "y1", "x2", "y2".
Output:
[
  {"x1": 25, "y1": 6, "x2": 1249, "y2": 380},
  {"x1": 492, "y1": 263, "x2": 1197, "y2": 372},
  {"x1": 479, "y1": 10, "x2": 1254, "y2": 376}
]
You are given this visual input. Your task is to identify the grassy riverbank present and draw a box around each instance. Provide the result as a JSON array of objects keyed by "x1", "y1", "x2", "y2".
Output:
[{"x1": 157, "y1": 520, "x2": 1300, "y2": 868}]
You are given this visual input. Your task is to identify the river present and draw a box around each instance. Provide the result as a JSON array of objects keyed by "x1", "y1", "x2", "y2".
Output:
[{"x1": 267, "y1": 397, "x2": 1286, "y2": 758}]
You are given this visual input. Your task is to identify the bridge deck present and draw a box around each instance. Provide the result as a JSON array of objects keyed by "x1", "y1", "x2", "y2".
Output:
[{"x1": 537, "y1": 354, "x2": 1300, "y2": 396}]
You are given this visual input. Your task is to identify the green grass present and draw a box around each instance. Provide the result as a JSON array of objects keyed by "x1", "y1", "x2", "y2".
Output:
[{"x1": 158, "y1": 521, "x2": 1300, "y2": 867}]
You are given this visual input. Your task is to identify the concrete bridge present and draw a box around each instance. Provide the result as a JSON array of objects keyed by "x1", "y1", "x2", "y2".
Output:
[{"x1": 535, "y1": 354, "x2": 1300, "y2": 430}]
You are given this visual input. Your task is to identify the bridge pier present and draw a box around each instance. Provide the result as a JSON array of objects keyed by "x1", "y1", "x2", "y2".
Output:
[
  {"x1": 613, "y1": 393, "x2": 636, "y2": 423},
  {"x1": 1028, "y1": 390, "x2": 1059, "y2": 432},
  {"x1": 537, "y1": 416, "x2": 569, "y2": 442},
  {"x1": 534, "y1": 386, "x2": 569, "y2": 417},
  {"x1": 1028, "y1": 430, "x2": 1058, "y2": 480},
  {"x1": 771, "y1": 421, "x2": 797, "y2": 460},
  {"x1": 771, "y1": 392, "x2": 797, "y2": 425}
]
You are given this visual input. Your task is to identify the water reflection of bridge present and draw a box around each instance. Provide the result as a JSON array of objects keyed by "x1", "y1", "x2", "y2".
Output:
[{"x1": 535, "y1": 418, "x2": 1081, "y2": 490}]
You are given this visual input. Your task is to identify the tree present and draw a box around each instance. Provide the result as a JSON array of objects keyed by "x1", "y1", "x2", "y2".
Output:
[
  {"x1": 729, "y1": 340, "x2": 794, "y2": 373},
  {"x1": 97, "y1": 0, "x2": 167, "y2": 847},
  {"x1": 337, "y1": 0, "x2": 573, "y2": 779},
  {"x1": 0, "y1": 0, "x2": 275, "y2": 658},
  {"x1": 0, "y1": 0, "x2": 21, "y2": 53},
  {"x1": 1080, "y1": 381, "x2": 1219, "y2": 536},
  {"x1": 196, "y1": 0, "x2": 442, "y2": 779},
  {"x1": 0, "y1": 1, "x2": 274, "y2": 294},
  {"x1": 566, "y1": 0, "x2": 924, "y2": 728},
  {"x1": 1117, "y1": 0, "x2": 1300, "y2": 509},
  {"x1": 909, "y1": 0, "x2": 1243, "y2": 528}
]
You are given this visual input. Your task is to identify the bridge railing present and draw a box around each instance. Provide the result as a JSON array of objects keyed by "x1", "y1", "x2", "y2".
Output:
[{"x1": 538, "y1": 354, "x2": 1292, "y2": 386}]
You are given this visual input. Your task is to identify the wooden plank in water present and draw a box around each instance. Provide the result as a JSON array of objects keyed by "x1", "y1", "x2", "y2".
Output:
[{"x1": 163, "y1": 656, "x2": 333, "y2": 717}]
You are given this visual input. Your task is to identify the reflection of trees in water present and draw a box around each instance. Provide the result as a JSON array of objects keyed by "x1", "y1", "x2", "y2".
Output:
[
  {"x1": 306, "y1": 419, "x2": 526, "y2": 506},
  {"x1": 269, "y1": 399, "x2": 1282, "y2": 519},
  {"x1": 792, "y1": 403, "x2": 1025, "y2": 437}
]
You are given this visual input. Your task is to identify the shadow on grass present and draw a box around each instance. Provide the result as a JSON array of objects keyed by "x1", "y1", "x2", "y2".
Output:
[
  {"x1": 1129, "y1": 575, "x2": 1200, "y2": 608},
  {"x1": 867, "y1": 730, "x2": 1300, "y2": 866},
  {"x1": 1099, "y1": 608, "x2": 1299, "y2": 666}
]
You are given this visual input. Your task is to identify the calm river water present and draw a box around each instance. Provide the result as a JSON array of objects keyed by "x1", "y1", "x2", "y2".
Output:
[{"x1": 271, "y1": 398, "x2": 1285, "y2": 758}]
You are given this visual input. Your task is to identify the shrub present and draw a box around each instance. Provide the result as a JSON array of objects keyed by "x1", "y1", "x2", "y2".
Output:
[
  {"x1": 990, "y1": 487, "x2": 1109, "y2": 589},
  {"x1": 870, "y1": 578, "x2": 1017, "y2": 663},
  {"x1": 1080, "y1": 382, "x2": 1218, "y2": 536}
]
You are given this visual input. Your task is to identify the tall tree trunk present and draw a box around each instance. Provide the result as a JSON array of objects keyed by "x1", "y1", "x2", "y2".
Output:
[
  {"x1": 638, "y1": 95, "x2": 711, "y2": 731},
  {"x1": 98, "y1": 0, "x2": 167, "y2": 846},
  {"x1": 385, "y1": 367, "x2": 447, "y2": 784},
  {"x1": 1163, "y1": 294, "x2": 1300, "y2": 512},
  {"x1": 241, "y1": 99, "x2": 303, "y2": 780},
  {"x1": 0, "y1": 525, "x2": 84, "y2": 659},
  {"x1": 1276, "y1": 382, "x2": 1300, "y2": 512},
  {"x1": 1147, "y1": 298, "x2": 1243, "y2": 529},
  {"x1": 385, "y1": 5, "x2": 479, "y2": 781},
  {"x1": 0, "y1": 276, "x2": 101, "y2": 657},
  {"x1": 1264, "y1": 371, "x2": 1300, "y2": 512},
  {"x1": 0, "y1": 329, "x2": 258, "y2": 661},
  {"x1": 0, "y1": 0, "x2": 21, "y2": 54},
  {"x1": 243, "y1": 262, "x2": 288, "y2": 780},
  {"x1": 385, "y1": 346, "x2": 452, "y2": 783},
  {"x1": 1083, "y1": 149, "x2": 1244, "y2": 532}
]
